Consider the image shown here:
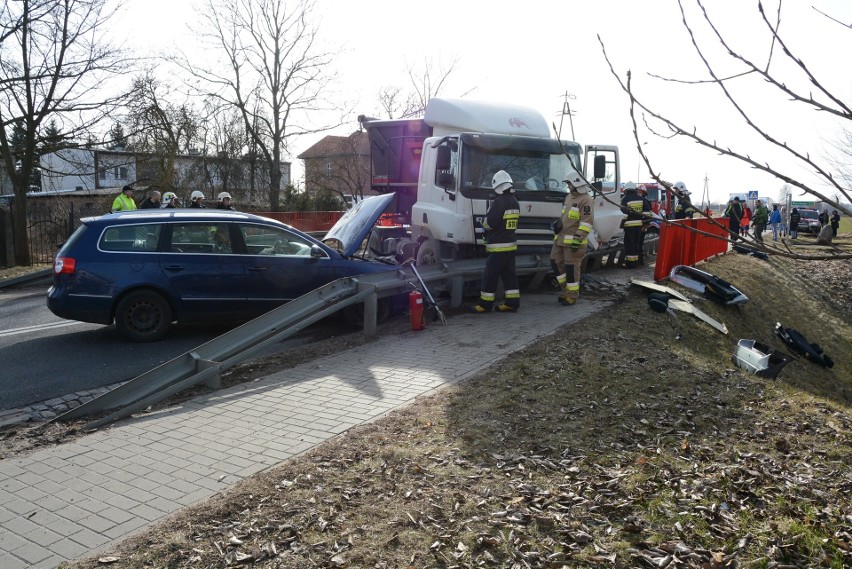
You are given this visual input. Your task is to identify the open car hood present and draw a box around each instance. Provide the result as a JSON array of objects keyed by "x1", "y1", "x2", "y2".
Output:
[{"x1": 323, "y1": 193, "x2": 395, "y2": 257}]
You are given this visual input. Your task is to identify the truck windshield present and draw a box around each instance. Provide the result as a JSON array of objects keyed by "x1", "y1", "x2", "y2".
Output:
[{"x1": 459, "y1": 134, "x2": 580, "y2": 194}]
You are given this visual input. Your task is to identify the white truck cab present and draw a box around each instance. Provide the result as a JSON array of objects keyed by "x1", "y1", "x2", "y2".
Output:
[{"x1": 359, "y1": 98, "x2": 621, "y2": 264}]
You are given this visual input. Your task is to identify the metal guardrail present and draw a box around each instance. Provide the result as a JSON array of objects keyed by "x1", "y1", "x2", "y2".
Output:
[{"x1": 46, "y1": 252, "x2": 581, "y2": 429}]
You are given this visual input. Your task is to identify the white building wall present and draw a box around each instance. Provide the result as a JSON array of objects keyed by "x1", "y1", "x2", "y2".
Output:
[{"x1": 40, "y1": 149, "x2": 96, "y2": 192}]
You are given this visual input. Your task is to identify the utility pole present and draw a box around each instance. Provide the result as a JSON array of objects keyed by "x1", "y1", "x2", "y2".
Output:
[{"x1": 558, "y1": 91, "x2": 576, "y2": 141}]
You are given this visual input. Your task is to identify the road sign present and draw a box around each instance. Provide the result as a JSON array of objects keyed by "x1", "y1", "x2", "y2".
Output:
[
  {"x1": 791, "y1": 201, "x2": 815, "y2": 207},
  {"x1": 747, "y1": 190, "x2": 758, "y2": 200}
]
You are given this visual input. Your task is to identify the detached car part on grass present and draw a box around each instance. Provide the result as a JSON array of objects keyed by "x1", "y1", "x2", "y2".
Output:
[
  {"x1": 732, "y1": 339, "x2": 792, "y2": 379},
  {"x1": 774, "y1": 322, "x2": 835, "y2": 368},
  {"x1": 668, "y1": 265, "x2": 748, "y2": 306},
  {"x1": 630, "y1": 279, "x2": 728, "y2": 334}
]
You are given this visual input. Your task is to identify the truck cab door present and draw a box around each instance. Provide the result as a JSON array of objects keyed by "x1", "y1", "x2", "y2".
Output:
[{"x1": 584, "y1": 145, "x2": 622, "y2": 245}]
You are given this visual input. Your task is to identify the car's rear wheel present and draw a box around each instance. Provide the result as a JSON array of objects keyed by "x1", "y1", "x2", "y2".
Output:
[{"x1": 115, "y1": 290, "x2": 172, "y2": 342}]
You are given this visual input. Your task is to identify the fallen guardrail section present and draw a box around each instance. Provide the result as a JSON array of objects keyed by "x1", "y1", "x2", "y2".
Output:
[{"x1": 51, "y1": 255, "x2": 554, "y2": 429}]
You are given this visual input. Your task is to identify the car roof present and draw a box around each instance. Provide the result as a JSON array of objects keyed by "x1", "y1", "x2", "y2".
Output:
[{"x1": 84, "y1": 210, "x2": 287, "y2": 226}]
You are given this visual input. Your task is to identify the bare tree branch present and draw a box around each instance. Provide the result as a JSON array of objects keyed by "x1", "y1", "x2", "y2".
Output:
[{"x1": 0, "y1": 0, "x2": 132, "y2": 265}]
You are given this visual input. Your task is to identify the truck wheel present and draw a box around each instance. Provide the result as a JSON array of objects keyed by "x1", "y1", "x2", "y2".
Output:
[
  {"x1": 115, "y1": 290, "x2": 172, "y2": 342},
  {"x1": 416, "y1": 239, "x2": 439, "y2": 265}
]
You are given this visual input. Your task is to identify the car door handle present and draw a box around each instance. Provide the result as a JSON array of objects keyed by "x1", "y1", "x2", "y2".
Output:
[
  {"x1": 248, "y1": 266, "x2": 269, "y2": 272},
  {"x1": 164, "y1": 265, "x2": 185, "y2": 272}
]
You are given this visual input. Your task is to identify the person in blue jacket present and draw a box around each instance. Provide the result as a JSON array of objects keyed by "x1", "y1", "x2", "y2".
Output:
[{"x1": 769, "y1": 204, "x2": 782, "y2": 241}]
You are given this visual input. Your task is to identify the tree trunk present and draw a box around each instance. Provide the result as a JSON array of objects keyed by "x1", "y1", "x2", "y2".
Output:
[
  {"x1": 12, "y1": 191, "x2": 31, "y2": 266},
  {"x1": 270, "y1": 160, "x2": 281, "y2": 211}
]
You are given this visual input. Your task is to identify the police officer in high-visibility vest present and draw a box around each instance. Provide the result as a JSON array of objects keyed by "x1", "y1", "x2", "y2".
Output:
[
  {"x1": 551, "y1": 167, "x2": 594, "y2": 306},
  {"x1": 470, "y1": 170, "x2": 521, "y2": 313},
  {"x1": 621, "y1": 181, "x2": 651, "y2": 268}
]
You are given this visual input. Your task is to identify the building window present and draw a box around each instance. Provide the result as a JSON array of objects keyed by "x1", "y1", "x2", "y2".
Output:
[
  {"x1": 118, "y1": 166, "x2": 128, "y2": 180},
  {"x1": 99, "y1": 168, "x2": 107, "y2": 180},
  {"x1": 325, "y1": 161, "x2": 332, "y2": 176}
]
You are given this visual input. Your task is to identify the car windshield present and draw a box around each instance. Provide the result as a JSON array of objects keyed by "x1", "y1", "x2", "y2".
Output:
[{"x1": 799, "y1": 210, "x2": 819, "y2": 220}]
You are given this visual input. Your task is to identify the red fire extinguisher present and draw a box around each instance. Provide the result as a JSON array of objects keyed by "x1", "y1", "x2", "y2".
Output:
[{"x1": 409, "y1": 289, "x2": 425, "y2": 331}]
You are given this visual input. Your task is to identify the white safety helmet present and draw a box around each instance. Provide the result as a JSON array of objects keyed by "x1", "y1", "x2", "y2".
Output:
[
  {"x1": 190, "y1": 190, "x2": 205, "y2": 201},
  {"x1": 637, "y1": 184, "x2": 648, "y2": 196},
  {"x1": 161, "y1": 192, "x2": 178, "y2": 207},
  {"x1": 563, "y1": 167, "x2": 590, "y2": 194},
  {"x1": 217, "y1": 192, "x2": 232, "y2": 202},
  {"x1": 491, "y1": 170, "x2": 514, "y2": 194},
  {"x1": 624, "y1": 181, "x2": 637, "y2": 192},
  {"x1": 673, "y1": 181, "x2": 689, "y2": 195}
]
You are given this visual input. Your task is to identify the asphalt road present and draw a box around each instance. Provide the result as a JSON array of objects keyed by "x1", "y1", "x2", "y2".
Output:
[{"x1": 0, "y1": 279, "x2": 330, "y2": 411}]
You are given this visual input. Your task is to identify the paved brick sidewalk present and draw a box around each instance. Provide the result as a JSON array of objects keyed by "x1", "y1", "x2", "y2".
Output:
[{"x1": 0, "y1": 273, "x2": 636, "y2": 568}]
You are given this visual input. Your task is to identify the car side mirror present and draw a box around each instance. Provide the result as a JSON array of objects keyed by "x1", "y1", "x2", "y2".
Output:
[{"x1": 310, "y1": 244, "x2": 324, "y2": 258}]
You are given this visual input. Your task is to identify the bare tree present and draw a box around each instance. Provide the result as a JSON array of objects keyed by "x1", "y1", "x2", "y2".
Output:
[
  {"x1": 600, "y1": 0, "x2": 851, "y2": 260},
  {"x1": 0, "y1": 0, "x2": 128, "y2": 266},
  {"x1": 125, "y1": 71, "x2": 201, "y2": 192},
  {"x1": 177, "y1": 0, "x2": 336, "y2": 210},
  {"x1": 377, "y1": 56, "x2": 473, "y2": 119}
]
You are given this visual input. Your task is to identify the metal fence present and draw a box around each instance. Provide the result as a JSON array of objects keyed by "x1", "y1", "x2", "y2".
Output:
[{"x1": 1, "y1": 201, "x2": 109, "y2": 268}]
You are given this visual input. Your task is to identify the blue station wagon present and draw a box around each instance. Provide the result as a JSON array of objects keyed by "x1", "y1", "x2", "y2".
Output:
[{"x1": 47, "y1": 200, "x2": 397, "y2": 342}]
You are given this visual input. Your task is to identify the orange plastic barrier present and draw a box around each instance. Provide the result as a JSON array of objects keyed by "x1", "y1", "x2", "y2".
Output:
[
  {"x1": 653, "y1": 217, "x2": 729, "y2": 281},
  {"x1": 255, "y1": 211, "x2": 344, "y2": 232}
]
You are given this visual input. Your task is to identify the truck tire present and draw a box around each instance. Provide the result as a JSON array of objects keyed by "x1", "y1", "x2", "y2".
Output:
[
  {"x1": 114, "y1": 290, "x2": 172, "y2": 342},
  {"x1": 416, "y1": 239, "x2": 439, "y2": 265}
]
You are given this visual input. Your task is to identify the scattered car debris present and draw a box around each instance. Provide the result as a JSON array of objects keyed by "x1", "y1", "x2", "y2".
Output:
[
  {"x1": 647, "y1": 292, "x2": 674, "y2": 314},
  {"x1": 775, "y1": 323, "x2": 835, "y2": 368},
  {"x1": 629, "y1": 279, "x2": 690, "y2": 302},
  {"x1": 667, "y1": 299, "x2": 729, "y2": 335},
  {"x1": 732, "y1": 339, "x2": 792, "y2": 378},
  {"x1": 732, "y1": 244, "x2": 769, "y2": 260},
  {"x1": 669, "y1": 265, "x2": 748, "y2": 306},
  {"x1": 631, "y1": 280, "x2": 728, "y2": 334}
]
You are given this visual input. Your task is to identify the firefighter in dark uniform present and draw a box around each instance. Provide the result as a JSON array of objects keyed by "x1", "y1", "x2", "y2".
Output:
[
  {"x1": 470, "y1": 170, "x2": 521, "y2": 313},
  {"x1": 621, "y1": 182, "x2": 650, "y2": 268},
  {"x1": 672, "y1": 181, "x2": 696, "y2": 219},
  {"x1": 551, "y1": 167, "x2": 594, "y2": 306},
  {"x1": 636, "y1": 184, "x2": 652, "y2": 264}
]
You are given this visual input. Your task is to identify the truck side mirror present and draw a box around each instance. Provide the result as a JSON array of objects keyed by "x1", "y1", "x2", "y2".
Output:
[
  {"x1": 593, "y1": 155, "x2": 606, "y2": 180},
  {"x1": 438, "y1": 171, "x2": 455, "y2": 189},
  {"x1": 436, "y1": 145, "x2": 452, "y2": 170}
]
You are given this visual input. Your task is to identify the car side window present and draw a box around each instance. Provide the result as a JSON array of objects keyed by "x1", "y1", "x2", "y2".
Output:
[
  {"x1": 100, "y1": 224, "x2": 163, "y2": 252},
  {"x1": 170, "y1": 223, "x2": 232, "y2": 254},
  {"x1": 239, "y1": 224, "x2": 319, "y2": 257}
]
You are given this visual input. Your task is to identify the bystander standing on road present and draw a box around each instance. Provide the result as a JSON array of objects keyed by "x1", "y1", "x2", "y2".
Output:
[
  {"x1": 139, "y1": 190, "x2": 162, "y2": 209},
  {"x1": 725, "y1": 197, "x2": 743, "y2": 241},
  {"x1": 740, "y1": 206, "x2": 751, "y2": 237},
  {"x1": 780, "y1": 206, "x2": 788, "y2": 237},
  {"x1": 789, "y1": 207, "x2": 801, "y2": 239},
  {"x1": 830, "y1": 210, "x2": 840, "y2": 237},
  {"x1": 752, "y1": 200, "x2": 769, "y2": 243},
  {"x1": 769, "y1": 204, "x2": 782, "y2": 241},
  {"x1": 111, "y1": 185, "x2": 137, "y2": 212}
]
